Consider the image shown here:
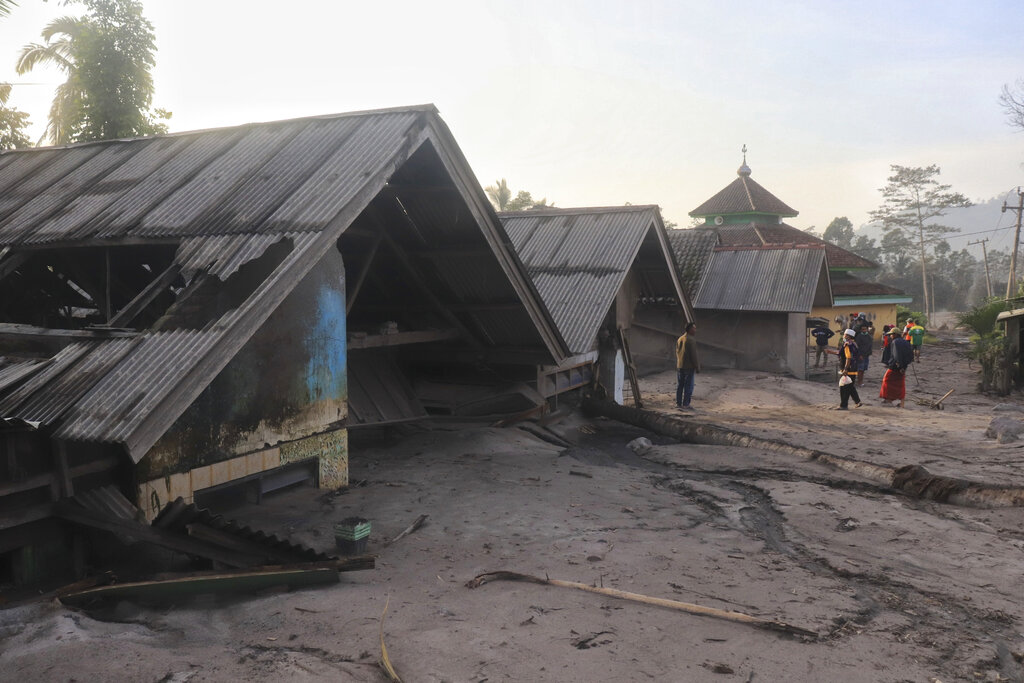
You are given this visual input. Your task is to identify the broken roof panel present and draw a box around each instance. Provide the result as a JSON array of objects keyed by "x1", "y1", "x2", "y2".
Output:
[
  {"x1": 0, "y1": 105, "x2": 568, "y2": 458},
  {"x1": 695, "y1": 246, "x2": 825, "y2": 313}
]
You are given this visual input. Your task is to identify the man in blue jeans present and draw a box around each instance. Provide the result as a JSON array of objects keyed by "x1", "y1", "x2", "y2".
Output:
[{"x1": 675, "y1": 322, "x2": 700, "y2": 410}]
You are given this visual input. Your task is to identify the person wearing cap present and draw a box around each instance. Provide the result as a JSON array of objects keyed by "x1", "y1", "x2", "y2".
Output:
[
  {"x1": 879, "y1": 326, "x2": 914, "y2": 407},
  {"x1": 907, "y1": 320, "x2": 925, "y2": 360},
  {"x1": 838, "y1": 328, "x2": 862, "y2": 410}
]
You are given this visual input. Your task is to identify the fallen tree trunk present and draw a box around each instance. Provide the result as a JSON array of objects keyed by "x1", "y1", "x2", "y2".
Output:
[
  {"x1": 582, "y1": 396, "x2": 1024, "y2": 508},
  {"x1": 467, "y1": 571, "x2": 817, "y2": 639}
]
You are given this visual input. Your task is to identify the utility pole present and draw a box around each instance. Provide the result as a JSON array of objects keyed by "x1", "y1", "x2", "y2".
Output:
[
  {"x1": 1004, "y1": 187, "x2": 1024, "y2": 299},
  {"x1": 968, "y1": 238, "x2": 993, "y2": 298}
]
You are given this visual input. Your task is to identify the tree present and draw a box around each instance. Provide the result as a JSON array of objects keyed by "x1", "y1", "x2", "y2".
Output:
[
  {"x1": 822, "y1": 216, "x2": 854, "y2": 249},
  {"x1": 1000, "y1": 78, "x2": 1024, "y2": 131},
  {"x1": 16, "y1": 14, "x2": 87, "y2": 144},
  {"x1": 0, "y1": 1, "x2": 16, "y2": 18},
  {"x1": 17, "y1": 0, "x2": 169, "y2": 144},
  {"x1": 505, "y1": 190, "x2": 549, "y2": 211},
  {"x1": 869, "y1": 164, "x2": 971, "y2": 315},
  {"x1": 0, "y1": 83, "x2": 31, "y2": 150},
  {"x1": 850, "y1": 234, "x2": 880, "y2": 264},
  {"x1": 485, "y1": 179, "x2": 512, "y2": 211},
  {"x1": 485, "y1": 179, "x2": 551, "y2": 212}
]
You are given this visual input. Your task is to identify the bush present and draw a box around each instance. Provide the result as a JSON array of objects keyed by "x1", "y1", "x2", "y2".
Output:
[
  {"x1": 896, "y1": 306, "x2": 928, "y2": 328},
  {"x1": 955, "y1": 298, "x2": 1008, "y2": 336},
  {"x1": 967, "y1": 333, "x2": 1013, "y2": 394}
]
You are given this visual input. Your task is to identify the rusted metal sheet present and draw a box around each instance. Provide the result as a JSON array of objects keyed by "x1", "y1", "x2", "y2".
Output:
[
  {"x1": 501, "y1": 206, "x2": 657, "y2": 353},
  {"x1": 694, "y1": 247, "x2": 825, "y2": 313}
]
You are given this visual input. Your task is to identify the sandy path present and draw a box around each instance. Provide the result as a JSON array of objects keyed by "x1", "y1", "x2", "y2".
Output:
[{"x1": 3, "y1": 330, "x2": 1024, "y2": 682}]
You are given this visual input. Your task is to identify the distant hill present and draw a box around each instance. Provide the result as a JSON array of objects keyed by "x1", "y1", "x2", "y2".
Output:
[{"x1": 856, "y1": 192, "x2": 1022, "y2": 258}]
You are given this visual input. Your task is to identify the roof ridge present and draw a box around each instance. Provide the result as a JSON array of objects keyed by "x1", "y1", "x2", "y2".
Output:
[
  {"x1": 498, "y1": 205, "x2": 658, "y2": 217},
  {"x1": 0, "y1": 104, "x2": 440, "y2": 155}
]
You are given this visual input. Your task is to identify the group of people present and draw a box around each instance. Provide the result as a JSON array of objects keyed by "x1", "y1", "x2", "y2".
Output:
[
  {"x1": 822, "y1": 313, "x2": 920, "y2": 410},
  {"x1": 676, "y1": 313, "x2": 924, "y2": 412}
]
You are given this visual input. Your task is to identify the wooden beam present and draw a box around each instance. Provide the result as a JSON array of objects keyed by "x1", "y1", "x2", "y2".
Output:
[
  {"x1": 347, "y1": 328, "x2": 461, "y2": 349},
  {"x1": 0, "y1": 503, "x2": 55, "y2": 531},
  {"x1": 407, "y1": 345, "x2": 554, "y2": 365},
  {"x1": 0, "y1": 323, "x2": 137, "y2": 344},
  {"x1": 346, "y1": 230, "x2": 384, "y2": 315},
  {"x1": 52, "y1": 441, "x2": 74, "y2": 499},
  {"x1": 108, "y1": 263, "x2": 182, "y2": 327},
  {"x1": 367, "y1": 207, "x2": 483, "y2": 349},
  {"x1": 0, "y1": 251, "x2": 29, "y2": 282},
  {"x1": 0, "y1": 455, "x2": 119, "y2": 498}
]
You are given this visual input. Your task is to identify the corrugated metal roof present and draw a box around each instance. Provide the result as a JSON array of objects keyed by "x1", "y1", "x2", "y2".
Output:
[
  {"x1": 715, "y1": 221, "x2": 878, "y2": 270},
  {"x1": 0, "y1": 357, "x2": 47, "y2": 394},
  {"x1": 501, "y1": 206, "x2": 666, "y2": 353},
  {"x1": 695, "y1": 247, "x2": 825, "y2": 313},
  {"x1": 667, "y1": 228, "x2": 718, "y2": 296},
  {"x1": 0, "y1": 108, "x2": 426, "y2": 244},
  {"x1": 0, "y1": 105, "x2": 569, "y2": 459}
]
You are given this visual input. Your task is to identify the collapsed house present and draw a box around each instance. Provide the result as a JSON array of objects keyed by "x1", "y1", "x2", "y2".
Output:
[
  {"x1": 0, "y1": 105, "x2": 573, "y2": 586},
  {"x1": 500, "y1": 206, "x2": 693, "y2": 404},
  {"x1": 668, "y1": 156, "x2": 908, "y2": 379}
]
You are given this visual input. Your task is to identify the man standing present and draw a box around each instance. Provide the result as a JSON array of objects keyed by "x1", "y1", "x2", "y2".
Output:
[
  {"x1": 675, "y1": 322, "x2": 699, "y2": 410},
  {"x1": 838, "y1": 328, "x2": 862, "y2": 410},
  {"x1": 810, "y1": 323, "x2": 835, "y2": 367}
]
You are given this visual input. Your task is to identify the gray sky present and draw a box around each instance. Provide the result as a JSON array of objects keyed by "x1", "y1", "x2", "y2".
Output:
[{"x1": 2, "y1": 0, "x2": 1022, "y2": 234}]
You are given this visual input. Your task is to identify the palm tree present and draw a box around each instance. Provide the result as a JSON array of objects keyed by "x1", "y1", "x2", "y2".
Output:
[
  {"x1": 16, "y1": 15, "x2": 88, "y2": 145},
  {"x1": 485, "y1": 178, "x2": 512, "y2": 211},
  {"x1": 0, "y1": 1, "x2": 16, "y2": 19}
]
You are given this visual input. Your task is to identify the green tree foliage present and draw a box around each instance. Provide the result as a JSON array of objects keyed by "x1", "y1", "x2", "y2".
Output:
[
  {"x1": 0, "y1": 83, "x2": 31, "y2": 150},
  {"x1": 850, "y1": 234, "x2": 880, "y2": 264},
  {"x1": 18, "y1": 0, "x2": 169, "y2": 144},
  {"x1": 0, "y1": 0, "x2": 15, "y2": 18},
  {"x1": 869, "y1": 165, "x2": 972, "y2": 314},
  {"x1": 485, "y1": 179, "x2": 551, "y2": 212},
  {"x1": 822, "y1": 216, "x2": 854, "y2": 249},
  {"x1": 955, "y1": 298, "x2": 1007, "y2": 337}
]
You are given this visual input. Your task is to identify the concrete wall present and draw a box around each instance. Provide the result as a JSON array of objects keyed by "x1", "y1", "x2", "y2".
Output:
[
  {"x1": 139, "y1": 246, "x2": 350, "y2": 506},
  {"x1": 695, "y1": 309, "x2": 795, "y2": 375}
]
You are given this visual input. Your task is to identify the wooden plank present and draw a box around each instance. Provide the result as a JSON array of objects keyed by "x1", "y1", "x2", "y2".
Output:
[
  {"x1": 53, "y1": 441, "x2": 74, "y2": 499},
  {"x1": 347, "y1": 328, "x2": 460, "y2": 349},
  {"x1": 0, "y1": 503, "x2": 55, "y2": 531},
  {"x1": 60, "y1": 568, "x2": 340, "y2": 605},
  {"x1": 0, "y1": 323, "x2": 138, "y2": 341},
  {"x1": 346, "y1": 230, "x2": 384, "y2": 314},
  {"x1": 0, "y1": 251, "x2": 29, "y2": 281},
  {"x1": 108, "y1": 263, "x2": 182, "y2": 327}
]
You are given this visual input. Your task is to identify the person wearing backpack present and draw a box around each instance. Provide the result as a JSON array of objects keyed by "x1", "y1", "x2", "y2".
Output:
[{"x1": 879, "y1": 327, "x2": 913, "y2": 408}]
